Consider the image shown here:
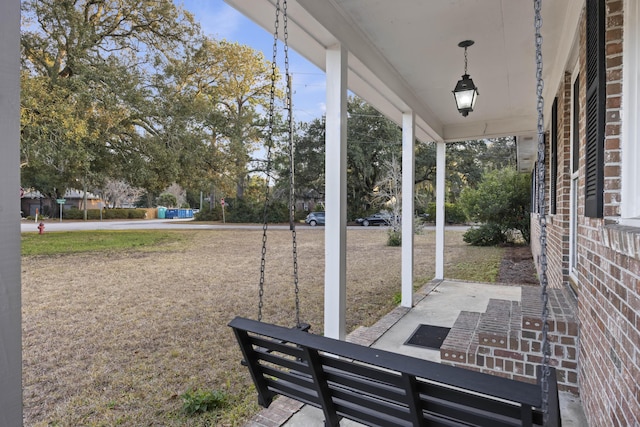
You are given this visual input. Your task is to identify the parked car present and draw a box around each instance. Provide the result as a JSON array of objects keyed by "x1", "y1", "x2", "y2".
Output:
[
  {"x1": 305, "y1": 211, "x2": 325, "y2": 226},
  {"x1": 355, "y1": 212, "x2": 397, "y2": 226}
]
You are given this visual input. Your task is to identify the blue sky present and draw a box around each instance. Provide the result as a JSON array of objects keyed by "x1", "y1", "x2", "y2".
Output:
[{"x1": 178, "y1": 0, "x2": 327, "y2": 122}]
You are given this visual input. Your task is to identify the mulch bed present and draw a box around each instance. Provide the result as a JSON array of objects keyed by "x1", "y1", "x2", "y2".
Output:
[{"x1": 496, "y1": 245, "x2": 539, "y2": 285}]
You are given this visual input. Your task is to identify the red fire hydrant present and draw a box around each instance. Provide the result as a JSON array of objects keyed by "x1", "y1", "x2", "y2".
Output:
[{"x1": 38, "y1": 222, "x2": 45, "y2": 234}]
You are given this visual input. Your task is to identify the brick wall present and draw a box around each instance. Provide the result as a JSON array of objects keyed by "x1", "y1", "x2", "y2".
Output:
[{"x1": 530, "y1": 1, "x2": 640, "y2": 426}]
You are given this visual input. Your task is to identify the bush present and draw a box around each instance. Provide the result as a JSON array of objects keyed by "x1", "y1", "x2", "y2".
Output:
[
  {"x1": 194, "y1": 209, "x2": 221, "y2": 221},
  {"x1": 459, "y1": 167, "x2": 531, "y2": 245},
  {"x1": 387, "y1": 230, "x2": 402, "y2": 246},
  {"x1": 61, "y1": 208, "x2": 146, "y2": 220},
  {"x1": 462, "y1": 223, "x2": 508, "y2": 246},
  {"x1": 105, "y1": 208, "x2": 147, "y2": 219}
]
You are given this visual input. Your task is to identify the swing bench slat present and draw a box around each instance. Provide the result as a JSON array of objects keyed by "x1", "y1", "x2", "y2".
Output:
[{"x1": 230, "y1": 316, "x2": 561, "y2": 427}]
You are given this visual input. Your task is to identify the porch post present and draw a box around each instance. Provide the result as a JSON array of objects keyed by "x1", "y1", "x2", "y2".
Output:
[
  {"x1": 324, "y1": 43, "x2": 348, "y2": 340},
  {"x1": 0, "y1": 0, "x2": 23, "y2": 425},
  {"x1": 435, "y1": 141, "x2": 446, "y2": 279},
  {"x1": 401, "y1": 112, "x2": 415, "y2": 307}
]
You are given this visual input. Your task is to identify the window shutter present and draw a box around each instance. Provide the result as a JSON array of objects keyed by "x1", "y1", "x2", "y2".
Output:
[
  {"x1": 551, "y1": 98, "x2": 558, "y2": 215},
  {"x1": 572, "y1": 75, "x2": 580, "y2": 173},
  {"x1": 585, "y1": 0, "x2": 605, "y2": 218}
]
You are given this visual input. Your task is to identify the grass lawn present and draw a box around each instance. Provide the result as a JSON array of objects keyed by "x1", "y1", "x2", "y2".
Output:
[{"x1": 21, "y1": 228, "x2": 503, "y2": 426}]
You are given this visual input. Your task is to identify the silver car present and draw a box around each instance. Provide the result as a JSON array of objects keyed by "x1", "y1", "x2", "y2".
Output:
[{"x1": 305, "y1": 211, "x2": 325, "y2": 226}]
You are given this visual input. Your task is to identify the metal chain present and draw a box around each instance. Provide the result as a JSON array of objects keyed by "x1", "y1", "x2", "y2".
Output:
[
  {"x1": 282, "y1": 0, "x2": 302, "y2": 328},
  {"x1": 258, "y1": 0, "x2": 281, "y2": 322},
  {"x1": 464, "y1": 46, "x2": 468, "y2": 75},
  {"x1": 258, "y1": 0, "x2": 301, "y2": 327},
  {"x1": 534, "y1": 0, "x2": 551, "y2": 422}
]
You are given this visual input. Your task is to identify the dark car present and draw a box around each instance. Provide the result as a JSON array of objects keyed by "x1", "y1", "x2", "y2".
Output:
[
  {"x1": 305, "y1": 211, "x2": 325, "y2": 226},
  {"x1": 355, "y1": 212, "x2": 396, "y2": 226}
]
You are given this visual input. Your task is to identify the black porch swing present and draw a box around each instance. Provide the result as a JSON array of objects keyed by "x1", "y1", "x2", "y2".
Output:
[{"x1": 228, "y1": 1, "x2": 561, "y2": 425}]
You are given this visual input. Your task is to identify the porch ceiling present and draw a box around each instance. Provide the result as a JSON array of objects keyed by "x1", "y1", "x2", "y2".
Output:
[{"x1": 224, "y1": 0, "x2": 582, "y2": 172}]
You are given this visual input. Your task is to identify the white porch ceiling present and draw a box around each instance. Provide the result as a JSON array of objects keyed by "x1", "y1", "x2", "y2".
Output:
[{"x1": 225, "y1": 0, "x2": 583, "y2": 172}]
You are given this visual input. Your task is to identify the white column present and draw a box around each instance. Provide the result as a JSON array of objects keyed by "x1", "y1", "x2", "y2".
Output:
[
  {"x1": 401, "y1": 112, "x2": 415, "y2": 308},
  {"x1": 435, "y1": 141, "x2": 446, "y2": 279},
  {"x1": 324, "y1": 43, "x2": 348, "y2": 340},
  {"x1": 0, "y1": 1, "x2": 23, "y2": 425}
]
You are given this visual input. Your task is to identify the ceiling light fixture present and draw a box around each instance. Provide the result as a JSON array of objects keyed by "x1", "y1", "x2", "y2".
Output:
[{"x1": 452, "y1": 40, "x2": 479, "y2": 117}]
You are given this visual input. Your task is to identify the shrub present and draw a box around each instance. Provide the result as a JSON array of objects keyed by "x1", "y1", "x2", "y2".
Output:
[
  {"x1": 387, "y1": 230, "x2": 401, "y2": 246},
  {"x1": 180, "y1": 388, "x2": 227, "y2": 415},
  {"x1": 194, "y1": 209, "x2": 221, "y2": 221},
  {"x1": 459, "y1": 167, "x2": 531, "y2": 245},
  {"x1": 462, "y1": 223, "x2": 508, "y2": 246},
  {"x1": 104, "y1": 208, "x2": 147, "y2": 219}
]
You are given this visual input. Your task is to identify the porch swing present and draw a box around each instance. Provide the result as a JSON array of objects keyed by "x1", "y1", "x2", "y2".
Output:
[{"x1": 228, "y1": 0, "x2": 561, "y2": 425}]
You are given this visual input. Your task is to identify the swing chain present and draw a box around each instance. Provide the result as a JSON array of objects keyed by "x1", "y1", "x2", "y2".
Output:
[
  {"x1": 282, "y1": 0, "x2": 302, "y2": 328},
  {"x1": 259, "y1": 0, "x2": 302, "y2": 327},
  {"x1": 534, "y1": 0, "x2": 551, "y2": 422},
  {"x1": 258, "y1": 0, "x2": 282, "y2": 322}
]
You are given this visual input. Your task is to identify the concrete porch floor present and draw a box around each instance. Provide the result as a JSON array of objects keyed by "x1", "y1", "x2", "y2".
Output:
[{"x1": 245, "y1": 280, "x2": 588, "y2": 427}]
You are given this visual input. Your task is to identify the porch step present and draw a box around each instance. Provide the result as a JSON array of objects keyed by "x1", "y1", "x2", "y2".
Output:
[
  {"x1": 477, "y1": 299, "x2": 521, "y2": 350},
  {"x1": 440, "y1": 286, "x2": 579, "y2": 393}
]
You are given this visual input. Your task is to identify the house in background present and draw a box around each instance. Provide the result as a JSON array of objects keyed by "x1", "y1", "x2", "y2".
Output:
[
  {"x1": 20, "y1": 189, "x2": 104, "y2": 217},
  {"x1": 223, "y1": 1, "x2": 638, "y2": 426}
]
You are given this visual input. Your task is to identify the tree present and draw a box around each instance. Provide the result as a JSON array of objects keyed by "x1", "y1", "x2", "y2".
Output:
[
  {"x1": 156, "y1": 38, "x2": 283, "y2": 202},
  {"x1": 157, "y1": 193, "x2": 177, "y2": 208},
  {"x1": 20, "y1": 0, "x2": 200, "y2": 202},
  {"x1": 101, "y1": 179, "x2": 144, "y2": 208},
  {"x1": 346, "y1": 97, "x2": 402, "y2": 218},
  {"x1": 459, "y1": 167, "x2": 531, "y2": 245},
  {"x1": 373, "y1": 156, "x2": 403, "y2": 245}
]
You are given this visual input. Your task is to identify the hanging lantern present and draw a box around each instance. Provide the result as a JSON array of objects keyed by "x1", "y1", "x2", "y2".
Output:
[{"x1": 452, "y1": 40, "x2": 479, "y2": 117}]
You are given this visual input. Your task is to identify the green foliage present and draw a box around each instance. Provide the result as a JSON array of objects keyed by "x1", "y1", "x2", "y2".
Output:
[
  {"x1": 386, "y1": 230, "x2": 402, "y2": 247},
  {"x1": 459, "y1": 167, "x2": 531, "y2": 245},
  {"x1": 180, "y1": 388, "x2": 227, "y2": 416},
  {"x1": 62, "y1": 208, "x2": 146, "y2": 220},
  {"x1": 392, "y1": 292, "x2": 402, "y2": 305},
  {"x1": 345, "y1": 97, "x2": 402, "y2": 218},
  {"x1": 424, "y1": 202, "x2": 468, "y2": 224},
  {"x1": 462, "y1": 223, "x2": 508, "y2": 246},
  {"x1": 194, "y1": 208, "x2": 222, "y2": 221},
  {"x1": 157, "y1": 193, "x2": 178, "y2": 208}
]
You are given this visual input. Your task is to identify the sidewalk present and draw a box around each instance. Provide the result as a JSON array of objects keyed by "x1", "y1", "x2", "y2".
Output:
[{"x1": 245, "y1": 280, "x2": 587, "y2": 427}]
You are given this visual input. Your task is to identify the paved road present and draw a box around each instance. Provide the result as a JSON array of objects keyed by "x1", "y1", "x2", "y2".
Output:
[
  {"x1": 20, "y1": 218, "x2": 278, "y2": 232},
  {"x1": 21, "y1": 218, "x2": 470, "y2": 233}
]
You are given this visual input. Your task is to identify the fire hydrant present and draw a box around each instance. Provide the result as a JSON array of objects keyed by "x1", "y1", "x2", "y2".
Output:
[{"x1": 37, "y1": 222, "x2": 45, "y2": 234}]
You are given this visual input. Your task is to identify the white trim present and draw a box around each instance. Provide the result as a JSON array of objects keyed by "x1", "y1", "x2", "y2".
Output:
[
  {"x1": 621, "y1": 0, "x2": 640, "y2": 220},
  {"x1": 435, "y1": 142, "x2": 446, "y2": 280},
  {"x1": 323, "y1": 43, "x2": 348, "y2": 340},
  {"x1": 401, "y1": 112, "x2": 415, "y2": 308}
]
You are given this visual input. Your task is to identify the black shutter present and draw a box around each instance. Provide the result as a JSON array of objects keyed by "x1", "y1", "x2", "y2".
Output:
[
  {"x1": 572, "y1": 75, "x2": 580, "y2": 173},
  {"x1": 585, "y1": 0, "x2": 605, "y2": 218},
  {"x1": 551, "y1": 98, "x2": 558, "y2": 215}
]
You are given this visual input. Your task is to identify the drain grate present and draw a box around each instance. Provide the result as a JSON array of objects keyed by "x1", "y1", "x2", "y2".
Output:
[{"x1": 404, "y1": 324, "x2": 451, "y2": 350}]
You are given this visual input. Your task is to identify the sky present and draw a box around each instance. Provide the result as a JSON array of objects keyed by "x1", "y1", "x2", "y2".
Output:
[{"x1": 178, "y1": 0, "x2": 327, "y2": 123}]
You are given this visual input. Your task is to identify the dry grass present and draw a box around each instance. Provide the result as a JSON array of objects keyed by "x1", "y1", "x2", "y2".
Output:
[{"x1": 22, "y1": 228, "x2": 501, "y2": 426}]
